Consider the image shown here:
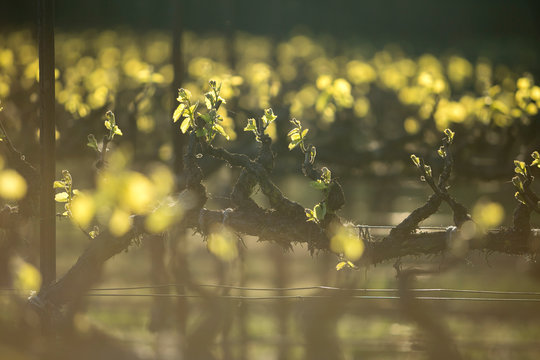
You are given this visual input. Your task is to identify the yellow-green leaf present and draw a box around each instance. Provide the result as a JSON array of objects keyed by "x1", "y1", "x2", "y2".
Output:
[
  {"x1": 173, "y1": 104, "x2": 185, "y2": 122},
  {"x1": 180, "y1": 118, "x2": 191, "y2": 133},
  {"x1": 55, "y1": 192, "x2": 69, "y2": 202},
  {"x1": 244, "y1": 118, "x2": 257, "y2": 132},
  {"x1": 288, "y1": 139, "x2": 301, "y2": 150},
  {"x1": 287, "y1": 128, "x2": 299, "y2": 137},
  {"x1": 411, "y1": 154, "x2": 420, "y2": 167},
  {"x1": 314, "y1": 202, "x2": 326, "y2": 220},
  {"x1": 214, "y1": 123, "x2": 230, "y2": 140}
]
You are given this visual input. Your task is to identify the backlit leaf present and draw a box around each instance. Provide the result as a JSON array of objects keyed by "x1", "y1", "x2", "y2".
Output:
[
  {"x1": 288, "y1": 138, "x2": 301, "y2": 150},
  {"x1": 180, "y1": 118, "x2": 191, "y2": 133},
  {"x1": 287, "y1": 128, "x2": 299, "y2": 137},
  {"x1": 213, "y1": 123, "x2": 230, "y2": 140},
  {"x1": 54, "y1": 192, "x2": 69, "y2": 202},
  {"x1": 411, "y1": 154, "x2": 420, "y2": 167},
  {"x1": 314, "y1": 202, "x2": 326, "y2": 220},
  {"x1": 310, "y1": 180, "x2": 328, "y2": 190},
  {"x1": 173, "y1": 104, "x2": 185, "y2": 122},
  {"x1": 87, "y1": 134, "x2": 99, "y2": 151}
]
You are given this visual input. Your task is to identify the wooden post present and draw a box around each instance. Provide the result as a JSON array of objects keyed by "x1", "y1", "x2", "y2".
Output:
[
  {"x1": 38, "y1": 0, "x2": 56, "y2": 286},
  {"x1": 169, "y1": 2, "x2": 189, "y2": 357},
  {"x1": 171, "y1": 0, "x2": 186, "y2": 177}
]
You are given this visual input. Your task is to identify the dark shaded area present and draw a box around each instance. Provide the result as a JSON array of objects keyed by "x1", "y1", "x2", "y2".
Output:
[
  {"x1": 3, "y1": 0, "x2": 539, "y2": 78},
  {"x1": 3, "y1": 1, "x2": 539, "y2": 42}
]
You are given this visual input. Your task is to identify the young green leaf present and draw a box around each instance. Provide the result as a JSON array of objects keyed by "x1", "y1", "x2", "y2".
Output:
[
  {"x1": 62, "y1": 170, "x2": 72, "y2": 185},
  {"x1": 173, "y1": 104, "x2": 185, "y2": 123},
  {"x1": 177, "y1": 88, "x2": 191, "y2": 102},
  {"x1": 262, "y1": 108, "x2": 277, "y2": 126},
  {"x1": 53, "y1": 181, "x2": 66, "y2": 189},
  {"x1": 188, "y1": 103, "x2": 198, "y2": 117},
  {"x1": 195, "y1": 128, "x2": 207, "y2": 138},
  {"x1": 200, "y1": 113, "x2": 212, "y2": 124},
  {"x1": 55, "y1": 192, "x2": 69, "y2": 203},
  {"x1": 336, "y1": 260, "x2": 357, "y2": 270},
  {"x1": 512, "y1": 176, "x2": 524, "y2": 191},
  {"x1": 87, "y1": 134, "x2": 99, "y2": 151},
  {"x1": 314, "y1": 202, "x2": 326, "y2": 220},
  {"x1": 89, "y1": 226, "x2": 100, "y2": 239},
  {"x1": 532, "y1": 151, "x2": 540, "y2": 167},
  {"x1": 305, "y1": 208, "x2": 317, "y2": 223},
  {"x1": 204, "y1": 92, "x2": 215, "y2": 110},
  {"x1": 321, "y1": 167, "x2": 331, "y2": 184},
  {"x1": 514, "y1": 160, "x2": 527, "y2": 175},
  {"x1": 213, "y1": 123, "x2": 230, "y2": 140},
  {"x1": 444, "y1": 128, "x2": 455, "y2": 143},
  {"x1": 244, "y1": 118, "x2": 257, "y2": 132},
  {"x1": 424, "y1": 164, "x2": 432, "y2": 178},
  {"x1": 310, "y1": 180, "x2": 328, "y2": 190},
  {"x1": 437, "y1": 146, "x2": 446, "y2": 158},
  {"x1": 287, "y1": 128, "x2": 300, "y2": 137},
  {"x1": 113, "y1": 126, "x2": 123, "y2": 136},
  {"x1": 105, "y1": 110, "x2": 116, "y2": 125},
  {"x1": 309, "y1": 146, "x2": 317, "y2": 164},
  {"x1": 180, "y1": 118, "x2": 191, "y2": 134},
  {"x1": 288, "y1": 138, "x2": 301, "y2": 150},
  {"x1": 411, "y1": 154, "x2": 421, "y2": 167},
  {"x1": 290, "y1": 132, "x2": 301, "y2": 141}
]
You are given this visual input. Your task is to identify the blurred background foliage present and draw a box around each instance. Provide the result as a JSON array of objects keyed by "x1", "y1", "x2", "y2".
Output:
[
  {"x1": 1, "y1": 28, "x2": 539, "y2": 172},
  {"x1": 1, "y1": 1, "x2": 540, "y2": 359},
  {"x1": 1, "y1": 0, "x2": 539, "y2": 177}
]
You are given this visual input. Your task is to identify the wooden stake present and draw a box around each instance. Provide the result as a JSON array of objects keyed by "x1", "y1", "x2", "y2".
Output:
[
  {"x1": 39, "y1": 0, "x2": 56, "y2": 286},
  {"x1": 171, "y1": 0, "x2": 186, "y2": 177}
]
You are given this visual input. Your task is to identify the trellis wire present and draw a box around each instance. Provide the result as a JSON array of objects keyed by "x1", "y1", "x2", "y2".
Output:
[
  {"x1": 81, "y1": 294, "x2": 540, "y2": 302},
  {"x1": 84, "y1": 284, "x2": 540, "y2": 297},
  {"x1": 356, "y1": 225, "x2": 540, "y2": 235},
  {"x1": 4, "y1": 286, "x2": 540, "y2": 302},
  {"x1": 83, "y1": 285, "x2": 540, "y2": 302}
]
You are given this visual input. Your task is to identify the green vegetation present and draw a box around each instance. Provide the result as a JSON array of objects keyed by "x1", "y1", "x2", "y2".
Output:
[
  {"x1": 0, "y1": 30, "x2": 538, "y2": 178},
  {"x1": 0, "y1": 26, "x2": 539, "y2": 360}
]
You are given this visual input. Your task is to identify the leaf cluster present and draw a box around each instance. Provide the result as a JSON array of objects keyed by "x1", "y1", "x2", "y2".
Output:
[
  {"x1": 54, "y1": 169, "x2": 79, "y2": 217},
  {"x1": 244, "y1": 108, "x2": 276, "y2": 142},
  {"x1": 512, "y1": 151, "x2": 540, "y2": 211},
  {"x1": 174, "y1": 80, "x2": 230, "y2": 143}
]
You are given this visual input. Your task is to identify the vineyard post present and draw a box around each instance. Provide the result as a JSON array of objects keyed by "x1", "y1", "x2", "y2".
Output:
[
  {"x1": 170, "y1": 2, "x2": 189, "y2": 355},
  {"x1": 38, "y1": 0, "x2": 56, "y2": 286},
  {"x1": 171, "y1": 0, "x2": 185, "y2": 175}
]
